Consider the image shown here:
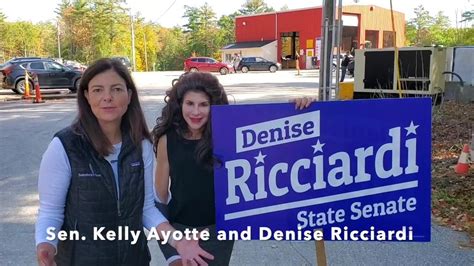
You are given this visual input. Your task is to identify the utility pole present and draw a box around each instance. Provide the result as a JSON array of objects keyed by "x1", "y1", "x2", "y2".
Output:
[
  {"x1": 334, "y1": 0, "x2": 343, "y2": 99},
  {"x1": 144, "y1": 31, "x2": 148, "y2": 71},
  {"x1": 319, "y1": 0, "x2": 336, "y2": 101},
  {"x1": 57, "y1": 20, "x2": 61, "y2": 60},
  {"x1": 130, "y1": 12, "x2": 136, "y2": 72}
]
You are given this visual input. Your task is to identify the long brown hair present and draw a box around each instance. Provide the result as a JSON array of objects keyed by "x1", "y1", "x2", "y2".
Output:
[
  {"x1": 152, "y1": 72, "x2": 228, "y2": 167},
  {"x1": 72, "y1": 58, "x2": 150, "y2": 157}
]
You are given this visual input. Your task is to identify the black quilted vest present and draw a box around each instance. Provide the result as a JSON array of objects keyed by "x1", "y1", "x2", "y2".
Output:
[{"x1": 54, "y1": 127, "x2": 150, "y2": 266}]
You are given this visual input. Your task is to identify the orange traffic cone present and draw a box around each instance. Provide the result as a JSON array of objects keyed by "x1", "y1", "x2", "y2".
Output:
[
  {"x1": 33, "y1": 74, "x2": 45, "y2": 104},
  {"x1": 22, "y1": 69, "x2": 31, "y2": 99},
  {"x1": 455, "y1": 144, "x2": 471, "y2": 175}
]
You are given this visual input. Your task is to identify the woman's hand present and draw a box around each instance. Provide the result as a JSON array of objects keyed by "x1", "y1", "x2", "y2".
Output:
[
  {"x1": 156, "y1": 222, "x2": 214, "y2": 265},
  {"x1": 292, "y1": 96, "x2": 315, "y2": 110},
  {"x1": 36, "y1": 243, "x2": 56, "y2": 266},
  {"x1": 175, "y1": 238, "x2": 214, "y2": 266}
]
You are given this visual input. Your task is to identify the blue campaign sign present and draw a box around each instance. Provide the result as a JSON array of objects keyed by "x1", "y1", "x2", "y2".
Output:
[{"x1": 211, "y1": 98, "x2": 431, "y2": 241}]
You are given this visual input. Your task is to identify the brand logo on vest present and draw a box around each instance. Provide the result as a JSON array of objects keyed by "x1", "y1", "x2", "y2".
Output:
[
  {"x1": 78, "y1": 173, "x2": 102, "y2": 177},
  {"x1": 78, "y1": 163, "x2": 102, "y2": 177},
  {"x1": 130, "y1": 161, "x2": 141, "y2": 167}
]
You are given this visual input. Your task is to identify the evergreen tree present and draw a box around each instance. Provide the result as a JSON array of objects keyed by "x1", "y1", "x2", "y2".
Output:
[{"x1": 239, "y1": 0, "x2": 274, "y2": 15}]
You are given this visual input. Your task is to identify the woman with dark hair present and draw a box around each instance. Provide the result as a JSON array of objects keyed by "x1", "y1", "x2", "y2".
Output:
[
  {"x1": 153, "y1": 72, "x2": 230, "y2": 266},
  {"x1": 152, "y1": 72, "x2": 313, "y2": 266},
  {"x1": 35, "y1": 58, "x2": 212, "y2": 266}
]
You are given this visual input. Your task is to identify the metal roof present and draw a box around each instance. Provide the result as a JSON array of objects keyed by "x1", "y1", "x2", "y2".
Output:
[{"x1": 222, "y1": 40, "x2": 274, "y2": 50}]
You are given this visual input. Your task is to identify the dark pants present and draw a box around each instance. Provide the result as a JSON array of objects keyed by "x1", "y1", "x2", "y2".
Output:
[{"x1": 340, "y1": 66, "x2": 347, "y2": 82}]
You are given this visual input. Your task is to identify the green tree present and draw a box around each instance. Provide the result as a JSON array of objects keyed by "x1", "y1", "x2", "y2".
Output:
[
  {"x1": 132, "y1": 20, "x2": 161, "y2": 71},
  {"x1": 54, "y1": 0, "x2": 186, "y2": 70},
  {"x1": 442, "y1": 27, "x2": 474, "y2": 46},
  {"x1": 37, "y1": 22, "x2": 58, "y2": 57},
  {"x1": 406, "y1": 5, "x2": 433, "y2": 46},
  {"x1": 216, "y1": 13, "x2": 238, "y2": 52},
  {"x1": 182, "y1": 3, "x2": 219, "y2": 57},
  {"x1": 454, "y1": 27, "x2": 474, "y2": 45},
  {"x1": 155, "y1": 26, "x2": 187, "y2": 70},
  {"x1": 0, "y1": 21, "x2": 56, "y2": 59},
  {"x1": 56, "y1": 0, "x2": 93, "y2": 62},
  {"x1": 0, "y1": 10, "x2": 5, "y2": 22},
  {"x1": 0, "y1": 10, "x2": 6, "y2": 62},
  {"x1": 430, "y1": 12, "x2": 451, "y2": 44},
  {"x1": 460, "y1": 10, "x2": 474, "y2": 23},
  {"x1": 56, "y1": 0, "x2": 130, "y2": 63},
  {"x1": 90, "y1": 0, "x2": 128, "y2": 58},
  {"x1": 239, "y1": 0, "x2": 274, "y2": 15},
  {"x1": 406, "y1": 5, "x2": 473, "y2": 46}
]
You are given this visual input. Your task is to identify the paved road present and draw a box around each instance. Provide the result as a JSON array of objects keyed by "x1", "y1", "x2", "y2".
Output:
[{"x1": 0, "y1": 70, "x2": 472, "y2": 265}]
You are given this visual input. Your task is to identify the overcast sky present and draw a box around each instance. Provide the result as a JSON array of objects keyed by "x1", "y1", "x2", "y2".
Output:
[{"x1": 1, "y1": 0, "x2": 472, "y2": 27}]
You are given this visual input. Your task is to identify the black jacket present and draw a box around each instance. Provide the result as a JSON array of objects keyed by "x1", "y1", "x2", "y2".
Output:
[
  {"x1": 54, "y1": 127, "x2": 150, "y2": 266},
  {"x1": 341, "y1": 55, "x2": 351, "y2": 67}
]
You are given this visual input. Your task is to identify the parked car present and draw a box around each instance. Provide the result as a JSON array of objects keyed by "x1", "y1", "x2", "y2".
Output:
[
  {"x1": 184, "y1": 57, "x2": 234, "y2": 75},
  {"x1": 64, "y1": 60, "x2": 87, "y2": 72},
  {"x1": 0, "y1": 58, "x2": 82, "y2": 94},
  {"x1": 0, "y1": 57, "x2": 42, "y2": 69},
  {"x1": 237, "y1": 57, "x2": 281, "y2": 73}
]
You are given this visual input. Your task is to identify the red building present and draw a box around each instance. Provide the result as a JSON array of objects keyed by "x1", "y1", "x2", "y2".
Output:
[{"x1": 222, "y1": 5, "x2": 405, "y2": 70}]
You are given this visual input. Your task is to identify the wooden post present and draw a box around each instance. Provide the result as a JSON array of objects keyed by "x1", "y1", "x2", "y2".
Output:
[{"x1": 315, "y1": 229, "x2": 327, "y2": 266}]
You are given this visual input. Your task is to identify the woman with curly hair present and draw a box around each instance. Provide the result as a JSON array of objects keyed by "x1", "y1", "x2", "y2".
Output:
[
  {"x1": 152, "y1": 72, "x2": 231, "y2": 266},
  {"x1": 152, "y1": 72, "x2": 313, "y2": 266}
]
